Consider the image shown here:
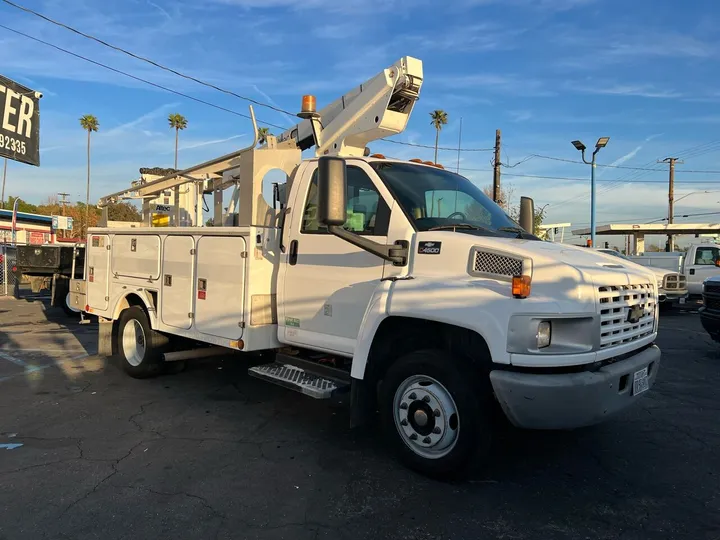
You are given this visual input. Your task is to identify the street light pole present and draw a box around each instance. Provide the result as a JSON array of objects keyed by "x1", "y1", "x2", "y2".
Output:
[{"x1": 571, "y1": 137, "x2": 610, "y2": 248}]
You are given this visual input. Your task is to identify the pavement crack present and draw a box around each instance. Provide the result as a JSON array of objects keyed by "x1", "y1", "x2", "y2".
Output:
[{"x1": 128, "y1": 401, "x2": 162, "y2": 437}]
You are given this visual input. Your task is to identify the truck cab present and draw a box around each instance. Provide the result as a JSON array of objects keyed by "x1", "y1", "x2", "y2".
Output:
[{"x1": 683, "y1": 242, "x2": 720, "y2": 295}]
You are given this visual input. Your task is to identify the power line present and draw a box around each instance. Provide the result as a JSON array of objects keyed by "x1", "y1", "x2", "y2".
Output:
[
  {"x1": 1, "y1": 1, "x2": 497, "y2": 154},
  {"x1": 459, "y1": 168, "x2": 720, "y2": 183},
  {"x1": 1, "y1": 0, "x2": 296, "y2": 117},
  {"x1": 380, "y1": 139, "x2": 493, "y2": 152},
  {"x1": 529, "y1": 153, "x2": 720, "y2": 173},
  {"x1": 0, "y1": 24, "x2": 288, "y2": 130}
]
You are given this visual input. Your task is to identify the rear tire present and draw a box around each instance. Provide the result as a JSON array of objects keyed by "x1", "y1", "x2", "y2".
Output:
[
  {"x1": 379, "y1": 349, "x2": 491, "y2": 479},
  {"x1": 117, "y1": 306, "x2": 169, "y2": 379}
]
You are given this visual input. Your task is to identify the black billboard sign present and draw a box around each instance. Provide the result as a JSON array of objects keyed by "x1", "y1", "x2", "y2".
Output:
[{"x1": 0, "y1": 74, "x2": 41, "y2": 166}]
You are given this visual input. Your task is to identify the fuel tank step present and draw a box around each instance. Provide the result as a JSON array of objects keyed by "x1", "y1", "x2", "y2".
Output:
[{"x1": 248, "y1": 359, "x2": 350, "y2": 399}]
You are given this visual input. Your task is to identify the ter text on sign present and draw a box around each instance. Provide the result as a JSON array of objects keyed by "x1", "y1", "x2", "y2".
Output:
[{"x1": 0, "y1": 75, "x2": 41, "y2": 167}]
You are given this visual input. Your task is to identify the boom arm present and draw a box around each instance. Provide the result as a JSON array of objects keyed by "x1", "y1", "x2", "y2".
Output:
[{"x1": 277, "y1": 56, "x2": 423, "y2": 158}]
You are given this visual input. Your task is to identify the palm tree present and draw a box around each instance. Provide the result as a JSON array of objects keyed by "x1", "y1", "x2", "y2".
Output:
[
  {"x1": 429, "y1": 110, "x2": 448, "y2": 164},
  {"x1": 257, "y1": 127, "x2": 271, "y2": 146},
  {"x1": 79, "y1": 114, "x2": 99, "y2": 237},
  {"x1": 168, "y1": 113, "x2": 188, "y2": 169}
]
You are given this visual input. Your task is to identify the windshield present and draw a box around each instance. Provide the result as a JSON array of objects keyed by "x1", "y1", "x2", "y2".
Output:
[{"x1": 371, "y1": 162, "x2": 538, "y2": 239}]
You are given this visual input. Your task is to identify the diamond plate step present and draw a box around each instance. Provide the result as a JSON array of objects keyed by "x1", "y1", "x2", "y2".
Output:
[{"x1": 248, "y1": 362, "x2": 350, "y2": 399}]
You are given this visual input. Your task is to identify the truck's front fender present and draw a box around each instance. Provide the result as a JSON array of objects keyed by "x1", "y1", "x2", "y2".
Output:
[{"x1": 351, "y1": 277, "x2": 510, "y2": 380}]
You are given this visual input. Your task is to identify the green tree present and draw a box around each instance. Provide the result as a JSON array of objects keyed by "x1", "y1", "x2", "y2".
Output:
[
  {"x1": 107, "y1": 202, "x2": 142, "y2": 222},
  {"x1": 168, "y1": 113, "x2": 188, "y2": 169},
  {"x1": 5, "y1": 196, "x2": 38, "y2": 213},
  {"x1": 429, "y1": 110, "x2": 448, "y2": 164},
  {"x1": 257, "y1": 127, "x2": 271, "y2": 146},
  {"x1": 79, "y1": 114, "x2": 99, "y2": 237}
]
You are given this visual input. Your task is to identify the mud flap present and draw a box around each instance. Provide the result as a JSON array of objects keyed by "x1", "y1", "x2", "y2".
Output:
[{"x1": 98, "y1": 319, "x2": 114, "y2": 357}]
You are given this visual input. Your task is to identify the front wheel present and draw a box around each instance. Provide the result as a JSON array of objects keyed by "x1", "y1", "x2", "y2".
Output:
[
  {"x1": 117, "y1": 306, "x2": 169, "y2": 378},
  {"x1": 379, "y1": 349, "x2": 491, "y2": 479}
]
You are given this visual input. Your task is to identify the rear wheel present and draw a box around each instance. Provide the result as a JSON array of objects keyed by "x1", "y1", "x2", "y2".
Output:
[
  {"x1": 117, "y1": 306, "x2": 169, "y2": 378},
  {"x1": 379, "y1": 349, "x2": 491, "y2": 479}
]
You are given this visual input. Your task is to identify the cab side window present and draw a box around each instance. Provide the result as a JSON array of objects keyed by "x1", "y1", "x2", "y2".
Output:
[
  {"x1": 694, "y1": 247, "x2": 720, "y2": 265},
  {"x1": 301, "y1": 166, "x2": 390, "y2": 236}
]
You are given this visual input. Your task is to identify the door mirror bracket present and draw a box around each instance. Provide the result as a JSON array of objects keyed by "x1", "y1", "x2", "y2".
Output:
[{"x1": 318, "y1": 156, "x2": 408, "y2": 266}]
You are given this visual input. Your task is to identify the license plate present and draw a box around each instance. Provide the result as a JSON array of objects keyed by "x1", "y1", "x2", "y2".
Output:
[
  {"x1": 633, "y1": 367, "x2": 649, "y2": 396},
  {"x1": 680, "y1": 297, "x2": 686, "y2": 304}
]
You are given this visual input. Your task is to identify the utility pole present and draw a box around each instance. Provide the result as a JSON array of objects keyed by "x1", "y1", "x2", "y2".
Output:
[
  {"x1": 456, "y1": 117, "x2": 462, "y2": 174},
  {"x1": 659, "y1": 157, "x2": 683, "y2": 252},
  {"x1": 1, "y1": 158, "x2": 7, "y2": 210},
  {"x1": 58, "y1": 192, "x2": 70, "y2": 215},
  {"x1": 493, "y1": 129, "x2": 501, "y2": 205}
]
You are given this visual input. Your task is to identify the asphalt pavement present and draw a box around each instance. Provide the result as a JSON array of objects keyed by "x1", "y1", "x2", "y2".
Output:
[{"x1": 0, "y1": 294, "x2": 718, "y2": 540}]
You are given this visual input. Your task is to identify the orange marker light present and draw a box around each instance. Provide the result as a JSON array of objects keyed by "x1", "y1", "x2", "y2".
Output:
[
  {"x1": 301, "y1": 95, "x2": 316, "y2": 114},
  {"x1": 433, "y1": 163, "x2": 445, "y2": 169},
  {"x1": 512, "y1": 275, "x2": 532, "y2": 298},
  {"x1": 423, "y1": 160, "x2": 434, "y2": 165},
  {"x1": 370, "y1": 153, "x2": 386, "y2": 159},
  {"x1": 409, "y1": 158, "x2": 423, "y2": 163}
]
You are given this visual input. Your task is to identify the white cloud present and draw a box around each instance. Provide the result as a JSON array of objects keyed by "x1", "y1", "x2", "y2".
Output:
[{"x1": 565, "y1": 82, "x2": 682, "y2": 99}]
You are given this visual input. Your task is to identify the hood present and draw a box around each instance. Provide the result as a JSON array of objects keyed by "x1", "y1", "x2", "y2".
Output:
[{"x1": 411, "y1": 232, "x2": 656, "y2": 311}]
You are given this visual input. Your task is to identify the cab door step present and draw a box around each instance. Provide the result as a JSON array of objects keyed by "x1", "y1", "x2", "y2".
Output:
[{"x1": 248, "y1": 353, "x2": 351, "y2": 399}]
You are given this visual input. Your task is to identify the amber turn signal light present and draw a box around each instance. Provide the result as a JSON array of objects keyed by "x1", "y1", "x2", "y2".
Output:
[{"x1": 512, "y1": 275, "x2": 531, "y2": 298}]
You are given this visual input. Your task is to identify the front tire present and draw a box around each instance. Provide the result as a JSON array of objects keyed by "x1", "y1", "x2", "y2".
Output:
[
  {"x1": 117, "y1": 306, "x2": 169, "y2": 378},
  {"x1": 379, "y1": 349, "x2": 491, "y2": 479}
]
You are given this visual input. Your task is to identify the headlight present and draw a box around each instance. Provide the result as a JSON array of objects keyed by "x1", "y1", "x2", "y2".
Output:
[
  {"x1": 657, "y1": 279, "x2": 663, "y2": 289},
  {"x1": 536, "y1": 321, "x2": 551, "y2": 348}
]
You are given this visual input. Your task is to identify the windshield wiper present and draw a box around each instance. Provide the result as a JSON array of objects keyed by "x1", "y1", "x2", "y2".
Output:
[
  {"x1": 498, "y1": 226, "x2": 533, "y2": 239},
  {"x1": 428, "y1": 223, "x2": 485, "y2": 231}
]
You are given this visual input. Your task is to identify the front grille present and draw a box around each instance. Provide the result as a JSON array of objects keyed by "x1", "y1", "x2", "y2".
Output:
[
  {"x1": 705, "y1": 282, "x2": 720, "y2": 295},
  {"x1": 472, "y1": 250, "x2": 523, "y2": 277},
  {"x1": 704, "y1": 296, "x2": 720, "y2": 310},
  {"x1": 598, "y1": 283, "x2": 656, "y2": 349},
  {"x1": 662, "y1": 274, "x2": 686, "y2": 290}
]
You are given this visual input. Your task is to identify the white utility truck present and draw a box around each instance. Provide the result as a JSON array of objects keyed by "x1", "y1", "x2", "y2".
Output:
[
  {"x1": 629, "y1": 241, "x2": 720, "y2": 296},
  {"x1": 70, "y1": 57, "x2": 661, "y2": 477}
]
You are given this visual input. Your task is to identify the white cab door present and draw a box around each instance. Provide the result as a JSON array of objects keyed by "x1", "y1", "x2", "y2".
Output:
[
  {"x1": 687, "y1": 245, "x2": 720, "y2": 294},
  {"x1": 281, "y1": 161, "x2": 392, "y2": 355}
]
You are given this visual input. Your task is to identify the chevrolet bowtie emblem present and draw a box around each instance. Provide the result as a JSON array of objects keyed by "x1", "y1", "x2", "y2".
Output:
[{"x1": 627, "y1": 304, "x2": 644, "y2": 324}]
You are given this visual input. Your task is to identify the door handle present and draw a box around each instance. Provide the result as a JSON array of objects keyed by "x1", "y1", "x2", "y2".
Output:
[
  {"x1": 289, "y1": 240, "x2": 298, "y2": 266},
  {"x1": 690, "y1": 269, "x2": 695, "y2": 275}
]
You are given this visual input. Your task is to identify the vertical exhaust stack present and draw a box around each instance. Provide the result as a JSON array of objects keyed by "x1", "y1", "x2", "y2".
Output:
[{"x1": 519, "y1": 196, "x2": 535, "y2": 235}]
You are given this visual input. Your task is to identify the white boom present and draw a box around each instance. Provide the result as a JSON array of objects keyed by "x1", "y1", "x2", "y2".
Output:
[
  {"x1": 95, "y1": 56, "x2": 423, "y2": 220},
  {"x1": 277, "y1": 56, "x2": 423, "y2": 157}
]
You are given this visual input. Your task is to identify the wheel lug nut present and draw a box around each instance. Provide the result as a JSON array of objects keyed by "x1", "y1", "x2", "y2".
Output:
[
  {"x1": 433, "y1": 427, "x2": 441, "y2": 434},
  {"x1": 422, "y1": 437, "x2": 431, "y2": 444},
  {"x1": 409, "y1": 433, "x2": 418, "y2": 440},
  {"x1": 434, "y1": 409, "x2": 441, "y2": 417},
  {"x1": 408, "y1": 392, "x2": 417, "y2": 400},
  {"x1": 401, "y1": 419, "x2": 408, "y2": 426},
  {"x1": 400, "y1": 402, "x2": 408, "y2": 410},
  {"x1": 422, "y1": 396, "x2": 430, "y2": 403}
]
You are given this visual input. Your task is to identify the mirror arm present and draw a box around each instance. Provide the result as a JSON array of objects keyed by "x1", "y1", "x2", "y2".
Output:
[{"x1": 328, "y1": 225, "x2": 408, "y2": 266}]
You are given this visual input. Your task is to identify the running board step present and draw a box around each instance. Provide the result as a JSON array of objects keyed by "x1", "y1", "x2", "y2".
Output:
[{"x1": 248, "y1": 362, "x2": 350, "y2": 399}]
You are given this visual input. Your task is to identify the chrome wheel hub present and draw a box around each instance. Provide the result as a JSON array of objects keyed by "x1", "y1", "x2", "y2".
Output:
[{"x1": 393, "y1": 374, "x2": 459, "y2": 459}]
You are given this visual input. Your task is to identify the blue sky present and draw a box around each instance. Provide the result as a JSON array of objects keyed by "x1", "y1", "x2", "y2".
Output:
[{"x1": 2, "y1": 0, "x2": 720, "y2": 244}]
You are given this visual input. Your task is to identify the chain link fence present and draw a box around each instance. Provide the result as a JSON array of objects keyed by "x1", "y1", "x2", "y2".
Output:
[{"x1": 0, "y1": 244, "x2": 18, "y2": 297}]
